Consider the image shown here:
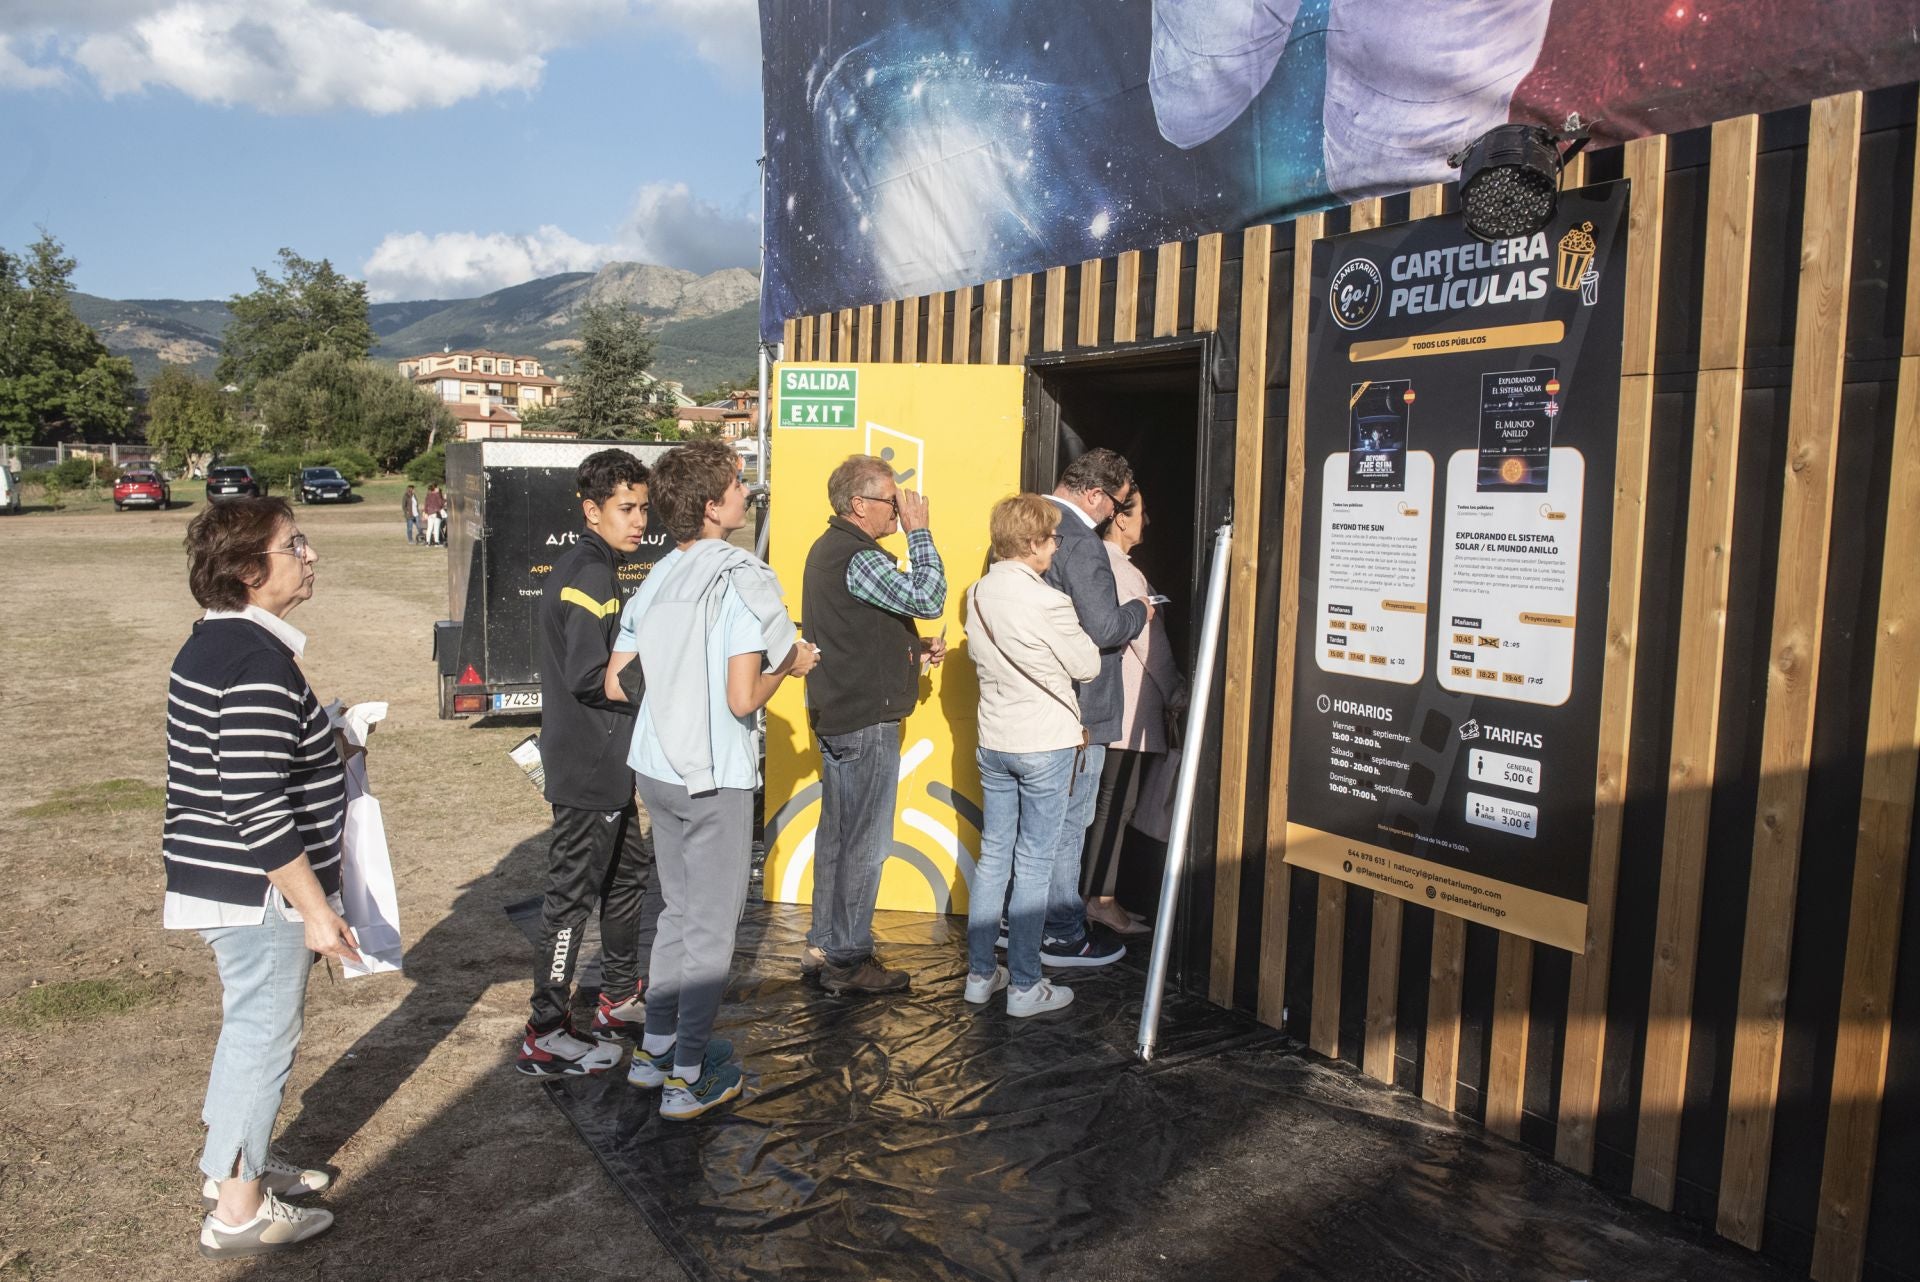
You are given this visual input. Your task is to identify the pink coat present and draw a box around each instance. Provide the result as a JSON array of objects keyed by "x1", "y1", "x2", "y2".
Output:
[{"x1": 1105, "y1": 541, "x2": 1187, "y2": 752}]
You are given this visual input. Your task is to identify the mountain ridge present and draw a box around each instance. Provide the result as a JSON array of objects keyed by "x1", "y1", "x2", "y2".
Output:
[{"x1": 70, "y1": 261, "x2": 763, "y2": 392}]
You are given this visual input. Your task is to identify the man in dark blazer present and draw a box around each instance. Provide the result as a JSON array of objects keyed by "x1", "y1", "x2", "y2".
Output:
[{"x1": 1039, "y1": 447, "x2": 1153, "y2": 967}]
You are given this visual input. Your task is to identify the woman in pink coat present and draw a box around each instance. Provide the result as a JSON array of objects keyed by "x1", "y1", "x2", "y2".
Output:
[{"x1": 1081, "y1": 489, "x2": 1188, "y2": 934}]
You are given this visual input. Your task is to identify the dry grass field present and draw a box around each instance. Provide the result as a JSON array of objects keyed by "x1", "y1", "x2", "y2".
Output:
[{"x1": 0, "y1": 486, "x2": 678, "y2": 1280}]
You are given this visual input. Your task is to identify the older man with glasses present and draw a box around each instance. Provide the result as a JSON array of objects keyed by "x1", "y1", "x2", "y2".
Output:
[
  {"x1": 798, "y1": 454, "x2": 948, "y2": 995},
  {"x1": 1037, "y1": 447, "x2": 1155, "y2": 969}
]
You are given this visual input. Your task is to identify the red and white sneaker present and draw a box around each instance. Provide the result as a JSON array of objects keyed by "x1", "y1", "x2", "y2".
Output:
[
  {"x1": 589, "y1": 983, "x2": 646, "y2": 1043},
  {"x1": 515, "y1": 1018, "x2": 623, "y2": 1077}
]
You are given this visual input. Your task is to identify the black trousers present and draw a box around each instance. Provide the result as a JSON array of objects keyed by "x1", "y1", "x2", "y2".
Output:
[
  {"x1": 1081, "y1": 748, "x2": 1151, "y2": 900},
  {"x1": 530, "y1": 799, "x2": 660, "y2": 1029}
]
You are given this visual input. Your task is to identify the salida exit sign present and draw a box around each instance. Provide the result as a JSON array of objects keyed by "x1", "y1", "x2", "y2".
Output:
[{"x1": 779, "y1": 367, "x2": 857, "y2": 428}]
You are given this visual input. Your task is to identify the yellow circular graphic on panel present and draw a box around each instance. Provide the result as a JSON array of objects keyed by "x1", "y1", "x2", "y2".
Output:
[{"x1": 1499, "y1": 456, "x2": 1528, "y2": 485}]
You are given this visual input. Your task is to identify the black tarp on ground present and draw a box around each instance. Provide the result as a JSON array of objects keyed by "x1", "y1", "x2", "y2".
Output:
[{"x1": 507, "y1": 900, "x2": 1787, "y2": 1281}]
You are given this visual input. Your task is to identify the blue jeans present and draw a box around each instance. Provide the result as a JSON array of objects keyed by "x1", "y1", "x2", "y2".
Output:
[
  {"x1": 972, "y1": 746, "x2": 1076, "y2": 990},
  {"x1": 404, "y1": 514, "x2": 420, "y2": 543},
  {"x1": 1043, "y1": 743, "x2": 1106, "y2": 946},
  {"x1": 197, "y1": 900, "x2": 314, "y2": 1184},
  {"x1": 808, "y1": 720, "x2": 900, "y2": 967}
]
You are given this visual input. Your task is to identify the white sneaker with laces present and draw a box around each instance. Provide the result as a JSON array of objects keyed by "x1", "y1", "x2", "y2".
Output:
[
  {"x1": 200, "y1": 1152, "x2": 331, "y2": 1209},
  {"x1": 1007, "y1": 979, "x2": 1074, "y2": 1018},
  {"x1": 198, "y1": 1190, "x2": 335, "y2": 1258},
  {"x1": 964, "y1": 965, "x2": 1009, "y2": 1005},
  {"x1": 516, "y1": 1019, "x2": 623, "y2": 1076}
]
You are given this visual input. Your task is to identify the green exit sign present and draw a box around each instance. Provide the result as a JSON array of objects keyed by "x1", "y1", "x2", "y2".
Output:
[{"x1": 779, "y1": 367, "x2": 858, "y2": 428}]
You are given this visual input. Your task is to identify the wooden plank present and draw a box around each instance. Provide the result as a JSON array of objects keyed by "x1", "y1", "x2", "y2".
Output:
[
  {"x1": 900, "y1": 296, "x2": 920, "y2": 363},
  {"x1": 1194, "y1": 233, "x2": 1224, "y2": 332},
  {"x1": 1718, "y1": 90, "x2": 1862, "y2": 1250},
  {"x1": 1153, "y1": 241, "x2": 1183, "y2": 337},
  {"x1": 1009, "y1": 274, "x2": 1033, "y2": 365},
  {"x1": 798, "y1": 314, "x2": 815, "y2": 361},
  {"x1": 1423, "y1": 914, "x2": 1468, "y2": 1109},
  {"x1": 1486, "y1": 933, "x2": 1535, "y2": 1139},
  {"x1": 1077, "y1": 258, "x2": 1103, "y2": 347},
  {"x1": 926, "y1": 292, "x2": 947, "y2": 365},
  {"x1": 1307, "y1": 198, "x2": 1381, "y2": 1062},
  {"x1": 782, "y1": 316, "x2": 798, "y2": 356},
  {"x1": 1257, "y1": 212, "x2": 1324, "y2": 1030},
  {"x1": 1632, "y1": 113, "x2": 1761, "y2": 1212},
  {"x1": 836, "y1": 308, "x2": 853, "y2": 362},
  {"x1": 857, "y1": 305, "x2": 875, "y2": 362},
  {"x1": 1361, "y1": 185, "x2": 1443, "y2": 1086},
  {"x1": 1813, "y1": 359, "x2": 1920, "y2": 1281},
  {"x1": 1043, "y1": 266, "x2": 1067, "y2": 352},
  {"x1": 1557, "y1": 137, "x2": 1670, "y2": 1173},
  {"x1": 1114, "y1": 250, "x2": 1142, "y2": 343},
  {"x1": 953, "y1": 285, "x2": 974, "y2": 364},
  {"x1": 981, "y1": 280, "x2": 1004, "y2": 365},
  {"x1": 879, "y1": 300, "x2": 898, "y2": 364},
  {"x1": 1210, "y1": 223, "x2": 1274, "y2": 1008}
]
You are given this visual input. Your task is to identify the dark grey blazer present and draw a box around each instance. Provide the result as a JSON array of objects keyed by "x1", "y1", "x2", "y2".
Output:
[{"x1": 1042, "y1": 496, "x2": 1150, "y2": 743}]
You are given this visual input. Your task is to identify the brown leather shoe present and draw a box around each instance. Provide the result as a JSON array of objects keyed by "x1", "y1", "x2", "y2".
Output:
[{"x1": 818, "y1": 957, "x2": 911, "y2": 996}]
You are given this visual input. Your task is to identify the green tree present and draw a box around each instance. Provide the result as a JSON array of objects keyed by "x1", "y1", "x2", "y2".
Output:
[
  {"x1": 217, "y1": 248, "x2": 375, "y2": 393},
  {"x1": 145, "y1": 364, "x2": 249, "y2": 470},
  {"x1": 0, "y1": 233, "x2": 137, "y2": 446},
  {"x1": 550, "y1": 303, "x2": 680, "y2": 437},
  {"x1": 255, "y1": 352, "x2": 455, "y2": 471}
]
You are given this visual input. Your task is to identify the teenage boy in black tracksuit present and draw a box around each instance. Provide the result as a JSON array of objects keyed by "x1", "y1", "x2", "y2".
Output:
[{"x1": 516, "y1": 449, "x2": 664, "y2": 1076}]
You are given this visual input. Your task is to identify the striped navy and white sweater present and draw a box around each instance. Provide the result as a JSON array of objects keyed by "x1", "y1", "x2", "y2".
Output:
[{"x1": 163, "y1": 615, "x2": 346, "y2": 908}]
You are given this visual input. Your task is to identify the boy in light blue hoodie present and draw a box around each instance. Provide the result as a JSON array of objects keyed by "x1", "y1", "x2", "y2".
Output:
[{"x1": 604, "y1": 440, "x2": 817, "y2": 1120}]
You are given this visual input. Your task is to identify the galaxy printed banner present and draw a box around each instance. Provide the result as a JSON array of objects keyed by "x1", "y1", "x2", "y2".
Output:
[{"x1": 759, "y1": 0, "x2": 1920, "y2": 336}]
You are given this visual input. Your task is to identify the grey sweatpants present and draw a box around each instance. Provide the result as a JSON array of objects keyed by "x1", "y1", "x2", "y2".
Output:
[{"x1": 632, "y1": 773, "x2": 754, "y2": 1072}]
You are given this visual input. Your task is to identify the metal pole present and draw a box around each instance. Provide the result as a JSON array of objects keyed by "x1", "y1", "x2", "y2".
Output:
[{"x1": 1137, "y1": 518, "x2": 1234, "y2": 1062}]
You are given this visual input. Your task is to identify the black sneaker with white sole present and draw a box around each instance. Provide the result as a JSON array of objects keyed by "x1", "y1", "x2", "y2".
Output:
[{"x1": 1040, "y1": 923, "x2": 1128, "y2": 968}]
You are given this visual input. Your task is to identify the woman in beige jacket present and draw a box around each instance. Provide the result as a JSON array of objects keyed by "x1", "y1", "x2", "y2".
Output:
[
  {"x1": 1083, "y1": 489, "x2": 1189, "y2": 934},
  {"x1": 963, "y1": 495, "x2": 1100, "y2": 1017}
]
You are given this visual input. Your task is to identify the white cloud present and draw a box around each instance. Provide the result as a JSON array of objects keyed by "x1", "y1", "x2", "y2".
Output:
[
  {"x1": 613, "y1": 181, "x2": 761, "y2": 276},
  {"x1": 0, "y1": 0, "x2": 752, "y2": 112},
  {"x1": 361, "y1": 225, "x2": 609, "y2": 301}
]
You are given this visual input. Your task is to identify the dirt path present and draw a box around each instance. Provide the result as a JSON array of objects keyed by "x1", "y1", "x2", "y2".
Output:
[{"x1": 0, "y1": 501, "x2": 678, "y2": 1280}]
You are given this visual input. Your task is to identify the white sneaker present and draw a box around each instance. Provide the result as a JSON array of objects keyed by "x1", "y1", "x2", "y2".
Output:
[
  {"x1": 1007, "y1": 979, "x2": 1074, "y2": 1018},
  {"x1": 198, "y1": 1190, "x2": 334, "y2": 1258},
  {"x1": 515, "y1": 1018, "x2": 623, "y2": 1076},
  {"x1": 964, "y1": 965, "x2": 1009, "y2": 1005},
  {"x1": 200, "y1": 1152, "x2": 331, "y2": 1209}
]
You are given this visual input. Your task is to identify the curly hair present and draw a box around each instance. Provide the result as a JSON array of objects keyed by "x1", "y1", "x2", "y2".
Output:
[
  {"x1": 577, "y1": 448, "x2": 651, "y2": 506},
  {"x1": 1056, "y1": 446, "x2": 1133, "y2": 496},
  {"x1": 649, "y1": 439, "x2": 741, "y2": 543},
  {"x1": 185, "y1": 497, "x2": 293, "y2": 610}
]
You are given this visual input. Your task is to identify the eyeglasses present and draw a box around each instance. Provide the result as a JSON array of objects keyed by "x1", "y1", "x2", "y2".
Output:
[
  {"x1": 854, "y1": 492, "x2": 900, "y2": 516},
  {"x1": 265, "y1": 534, "x2": 311, "y2": 558},
  {"x1": 1098, "y1": 488, "x2": 1137, "y2": 516},
  {"x1": 1048, "y1": 532, "x2": 1064, "y2": 546}
]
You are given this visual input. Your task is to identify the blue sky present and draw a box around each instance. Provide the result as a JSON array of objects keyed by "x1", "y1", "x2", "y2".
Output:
[{"x1": 0, "y1": 1, "x2": 764, "y2": 302}]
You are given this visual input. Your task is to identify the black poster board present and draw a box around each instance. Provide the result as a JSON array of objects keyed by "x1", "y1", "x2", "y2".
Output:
[{"x1": 1284, "y1": 182, "x2": 1630, "y2": 953}]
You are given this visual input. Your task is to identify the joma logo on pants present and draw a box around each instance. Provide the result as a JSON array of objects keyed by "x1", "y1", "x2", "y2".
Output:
[{"x1": 549, "y1": 926, "x2": 573, "y2": 982}]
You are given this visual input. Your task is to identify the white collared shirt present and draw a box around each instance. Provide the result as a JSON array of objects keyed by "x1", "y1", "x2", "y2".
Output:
[
  {"x1": 1047, "y1": 494, "x2": 1098, "y2": 529},
  {"x1": 202, "y1": 603, "x2": 308, "y2": 656}
]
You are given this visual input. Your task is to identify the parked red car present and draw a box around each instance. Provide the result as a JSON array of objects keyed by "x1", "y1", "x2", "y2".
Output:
[{"x1": 113, "y1": 468, "x2": 171, "y2": 511}]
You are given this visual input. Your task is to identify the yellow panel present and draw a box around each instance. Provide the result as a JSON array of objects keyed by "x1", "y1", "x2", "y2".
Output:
[{"x1": 765, "y1": 361, "x2": 1027, "y2": 915}]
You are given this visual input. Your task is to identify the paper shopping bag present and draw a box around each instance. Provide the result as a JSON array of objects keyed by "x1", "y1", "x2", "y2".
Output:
[{"x1": 340, "y1": 756, "x2": 404, "y2": 977}]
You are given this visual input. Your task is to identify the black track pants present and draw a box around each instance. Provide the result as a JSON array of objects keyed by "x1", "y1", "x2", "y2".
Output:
[{"x1": 530, "y1": 800, "x2": 659, "y2": 1029}]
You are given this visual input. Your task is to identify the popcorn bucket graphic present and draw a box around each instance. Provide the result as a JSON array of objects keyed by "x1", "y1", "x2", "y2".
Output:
[{"x1": 1556, "y1": 221, "x2": 1596, "y2": 291}]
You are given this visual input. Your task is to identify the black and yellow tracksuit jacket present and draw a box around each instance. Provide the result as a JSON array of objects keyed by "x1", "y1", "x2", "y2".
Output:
[{"x1": 538, "y1": 531, "x2": 637, "y2": 810}]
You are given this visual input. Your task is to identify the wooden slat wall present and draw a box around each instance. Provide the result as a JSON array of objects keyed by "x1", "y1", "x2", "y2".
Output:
[
  {"x1": 1258, "y1": 211, "x2": 1326, "y2": 1031},
  {"x1": 1210, "y1": 223, "x2": 1274, "y2": 1007},
  {"x1": 1557, "y1": 132, "x2": 1671, "y2": 1173},
  {"x1": 1717, "y1": 89, "x2": 1863, "y2": 1248},
  {"x1": 1632, "y1": 112, "x2": 1762, "y2": 1211},
  {"x1": 1812, "y1": 111, "x2": 1920, "y2": 1282},
  {"x1": 776, "y1": 89, "x2": 1920, "y2": 1282}
]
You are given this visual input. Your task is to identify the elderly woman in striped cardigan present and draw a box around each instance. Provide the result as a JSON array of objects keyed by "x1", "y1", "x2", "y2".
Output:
[{"x1": 165, "y1": 497, "x2": 361, "y2": 1259}]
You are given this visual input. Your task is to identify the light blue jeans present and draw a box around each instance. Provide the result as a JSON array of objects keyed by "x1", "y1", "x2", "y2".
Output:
[
  {"x1": 971, "y1": 746, "x2": 1077, "y2": 991},
  {"x1": 197, "y1": 900, "x2": 314, "y2": 1183},
  {"x1": 1044, "y1": 743, "x2": 1106, "y2": 947}
]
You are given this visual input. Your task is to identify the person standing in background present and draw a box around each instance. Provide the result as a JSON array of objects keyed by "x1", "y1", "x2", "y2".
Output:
[
  {"x1": 402, "y1": 485, "x2": 420, "y2": 545},
  {"x1": 421, "y1": 483, "x2": 447, "y2": 546},
  {"x1": 799, "y1": 454, "x2": 947, "y2": 997}
]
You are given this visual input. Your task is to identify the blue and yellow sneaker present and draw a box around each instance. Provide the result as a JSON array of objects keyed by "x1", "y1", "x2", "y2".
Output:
[
  {"x1": 627, "y1": 1038, "x2": 734, "y2": 1089},
  {"x1": 659, "y1": 1060, "x2": 746, "y2": 1121}
]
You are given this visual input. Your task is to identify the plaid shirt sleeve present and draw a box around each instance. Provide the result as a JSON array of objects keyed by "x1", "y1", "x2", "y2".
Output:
[{"x1": 845, "y1": 528, "x2": 947, "y2": 620}]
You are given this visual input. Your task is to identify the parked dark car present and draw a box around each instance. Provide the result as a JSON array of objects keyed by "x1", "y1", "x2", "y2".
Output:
[
  {"x1": 113, "y1": 468, "x2": 171, "y2": 510},
  {"x1": 298, "y1": 466, "x2": 353, "y2": 503},
  {"x1": 205, "y1": 465, "x2": 264, "y2": 502}
]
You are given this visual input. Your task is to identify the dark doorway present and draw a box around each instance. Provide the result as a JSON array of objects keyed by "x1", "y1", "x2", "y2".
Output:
[{"x1": 1021, "y1": 338, "x2": 1232, "y2": 991}]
